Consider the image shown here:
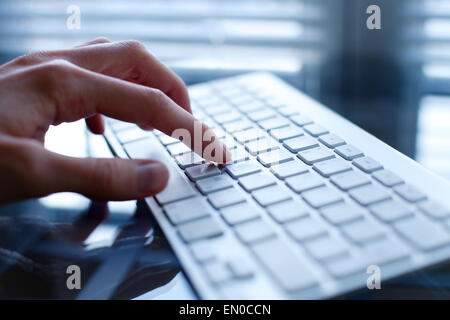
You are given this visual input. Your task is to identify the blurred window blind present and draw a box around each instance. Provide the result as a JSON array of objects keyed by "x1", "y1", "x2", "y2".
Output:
[{"x1": 0, "y1": 0, "x2": 326, "y2": 77}]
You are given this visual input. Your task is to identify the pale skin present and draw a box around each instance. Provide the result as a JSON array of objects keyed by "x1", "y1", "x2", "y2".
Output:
[{"x1": 0, "y1": 38, "x2": 231, "y2": 204}]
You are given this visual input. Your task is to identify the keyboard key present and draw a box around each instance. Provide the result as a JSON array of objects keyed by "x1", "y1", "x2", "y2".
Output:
[
  {"x1": 370, "y1": 199, "x2": 413, "y2": 222},
  {"x1": 394, "y1": 184, "x2": 427, "y2": 203},
  {"x1": 164, "y1": 198, "x2": 211, "y2": 225},
  {"x1": 174, "y1": 152, "x2": 204, "y2": 169},
  {"x1": 229, "y1": 145, "x2": 251, "y2": 163},
  {"x1": 319, "y1": 134, "x2": 346, "y2": 148},
  {"x1": 285, "y1": 217, "x2": 328, "y2": 241},
  {"x1": 190, "y1": 242, "x2": 216, "y2": 263},
  {"x1": 283, "y1": 135, "x2": 319, "y2": 153},
  {"x1": 233, "y1": 128, "x2": 266, "y2": 143},
  {"x1": 335, "y1": 144, "x2": 364, "y2": 160},
  {"x1": 208, "y1": 186, "x2": 246, "y2": 209},
  {"x1": 116, "y1": 127, "x2": 150, "y2": 144},
  {"x1": 394, "y1": 216, "x2": 450, "y2": 251},
  {"x1": 252, "y1": 238, "x2": 318, "y2": 292},
  {"x1": 330, "y1": 170, "x2": 371, "y2": 191},
  {"x1": 313, "y1": 158, "x2": 352, "y2": 177},
  {"x1": 221, "y1": 202, "x2": 260, "y2": 225},
  {"x1": 303, "y1": 124, "x2": 329, "y2": 137},
  {"x1": 304, "y1": 235, "x2": 348, "y2": 262},
  {"x1": 419, "y1": 201, "x2": 450, "y2": 220},
  {"x1": 154, "y1": 168, "x2": 196, "y2": 205},
  {"x1": 178, "y1": 217, "x2": 223, "y2": 242},
  {"x1": 278, "y1": 106, "x2": 300, "y2": 117},
  {"x1": 258, "y1": 117, "x2": 290, "y2": 131},
  {"x1": 234, "y1": 219, "x2": 276, "y2": 244},
  {"x1": 267, "y1": 200, "x2": 309, "y2": 223},
  {"x1": 236, "y1": 101, "x2": 265, "y2": 113},
  {"x1": 167, "y1": 142, "x2": 191, "y2": 156},
  {"x1": 364, "y1": 237, "x2": 410, "y2": 266},
  {"x1": 320, "y1": 202, "x2": 364, "y2": 225},
  {"x1": 325, "y1": 255, "x2": 366, "y2": 278},
  {"x1": 185, "y1": 164, "x2": 221, "y2": 181},
  {"x1": 228, "y1": 94, "x2": 254, "y2": 107},
  {"x1": 239, "y1": 172, "x2": 276, "y2": 192},
  {"x1": 257, "y1": 148, "x2": 293, "y2": 167},
  {"x1": 349, "y1": 184, "x2": 391, "y2": 206},
  {"x1": 298, "y1": 147, "x2": 335, "y2": 165},
  {"x1": 253, "y1": 185, "x2": 292, "y2": 207},
  {"x1": 213, "y1": 111, "x2": 242, "y2": 124},
  {"x1": 302, "y1": 186, "x2": 343, "y2": 208},
  {"x1": 223, "y1": 120, "x2": 253, "y2": 133},
  {"x1": 227, "y1": 258, "x2": 254, "y2": 279},
  {"x1": 271, "y1": 160, "x2": 309, "y2": 179},
  {"x1": 159, "y1": 134, "x2": 179, "y2": 146},
  {"x1": 270, "y1": 126, "x2": 304, "y2": 142},
  {"x1": 196, "y1": 175, "x2": 233, "y2": 194},
  {"x1": 226, "y1": 160, "x2": 261, "y2": 179},
  {"x1": 248, "y1": 109, "x2": 277, "y2": 122},
  {"x1": 372, "y1": 169, "x2": 404, "y2": 187},
  {"x1": 245, "y1": 137, "x2": 279, "y2": 155},
  {"x1": 286, "y1": 172, "x2": 325, "y2": 193},
  {"x1": 204, "y1": 261, "x2": 232, "y2": 285},
  {"x1": 341, "y1": 219, "x2": 385, "y2": 244},
  {"x1": 290, "y1": 114, "x2": 313, "y2": 127},
  {"x1": 353, "y1": 156, "x2": 383, "y2": 173}
]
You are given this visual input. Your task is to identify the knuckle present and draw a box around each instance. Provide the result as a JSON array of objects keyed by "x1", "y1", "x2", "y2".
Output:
[
  {"x1": 118, "y1": 40, "x2": 147, "y2": 56},
  {"x1": 30, "y1": 59, "x2": 78, "y2": 87},
  {"x1": 92, "y1": 36, "x2": 111, "y2": 44}
]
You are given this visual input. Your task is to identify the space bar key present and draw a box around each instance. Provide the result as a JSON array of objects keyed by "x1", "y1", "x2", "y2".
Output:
[{"x1": 251, "y1": 238, "x2": 318, "y2": 293}]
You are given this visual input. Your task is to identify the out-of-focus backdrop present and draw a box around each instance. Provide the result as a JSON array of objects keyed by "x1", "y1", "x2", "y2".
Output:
[{"x1": 1, "y1": 0, "x2": 450, "y2": 180}]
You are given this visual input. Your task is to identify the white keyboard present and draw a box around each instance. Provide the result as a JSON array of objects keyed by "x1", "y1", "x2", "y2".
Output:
[{"x1": 104, "y1": 73, "x2": 450, "y2": 299}]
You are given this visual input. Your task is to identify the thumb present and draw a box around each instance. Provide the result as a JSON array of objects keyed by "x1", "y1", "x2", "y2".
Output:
[{"x1": 42, "y1": 151, "x2": 169, "y2": 201}]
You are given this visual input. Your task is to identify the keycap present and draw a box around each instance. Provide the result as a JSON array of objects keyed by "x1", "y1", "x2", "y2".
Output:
[
  {"x1": 248, "y1": 109, "x2": 277, "y2": 122},
  {"x1": 298, "y1": 147, "x2": 335, "y2": 165},
  {"x1": 285, "y1": 217, "x2": 328, "y2": 242},
  {"x1": 164, "y1": 198, "x2": 211, "y2": 225},
  {"x1": 319, "y1": 134, "x2": 346, "y2": 148},
  {"x1": 363, "y1": 237, "x2": 410, "y2": 266},
  {"x1": 203, "y1": 103, "x2": 231, "y2": 115},
  {"x1": 233, "y1": 128, "x2": 267, "y2": 143},
  {"x1": 419, "y1": 201, "x2": 450, "y2": 220},
  {"x1": 372, "y1": 169, "x2": 404, "y2": 187},
  {"x1": 109, "y1": 119, "x2": 135, "y2": 132},
  {"x1": 155, "y1": 167, "x2": 196, "y2": 205},
  {"x1": 283, "y1": 135, "x2": 319, "y2": 153},
  {"x1": 370, "y1": 199, "x2": 413, "y2": 222},
  {"x1": 234, "y1": 219, "x2": 276, "y2": 244},
  {"x1": 353, "y1": 156, "x2": 383, "y2": 173},
  {"x1": 320, "y1": 202, "x2": 364, "y2": 225},
  {"x1": 303, "y1": 124, "x2": 329, "y2": 137},
  {"x1": 349, "y1": 184, "x2": 391, "y2": 206},
  {"x1": 286, "y1": 172, "x2": 325, "y2": 193},
  {"x1": 226, "y1": 160, "x2": 261, "y2": 179},
  {"x1": 258, "y1": 117, "x2": 291, "y2": 131},
  {"x1": 335, "y1": 144, "x2": 364, "y2": 160},
  {"x1": 271, "y1": 160, "x2": 309, "y2": 179},
  {"x1": 394, "y1": 216, "x2": 450, "y2": 251},
  {"x1": 341, "y1": 219, "x2": 385, "y2": 244},
  {"x1": 223, "y1": 120, "x2": 253, "y2": 133},
  {"x1": 270, "y1": 126, "x2": 304, "y2": 141},
  {"x1": 236, "y1": 101, "x2": 265, "y2": 113},
  {"x1": 313, "y1": 158, "x2": 352, "y2": 177},
  {"x1": 290, "y1": 114, "x2": 314, "y2": 127},
  {"x1": 208, "y1": 187, "x2": 246, "y2": 209},
  {"x1": 204, "y1": 261, "x2": 232, "y2": 285},
  {"x1": 174, "y1": 152, "x2": 204, "y2": 169},
  {"x1": 185, "y1": 164, "x2": 221, "y2": 181},
  {"x1": 302, "y1": 186, "x2": 343, "y2": 208},
  {"x1": 257, "y1": 148, "x2": 293, "y2": 167},
  {"x1": 167, "y1": 142, "x2": 191, "y2": 156},
  {"x1": 214, "y1": 111, "x2": 242, "y2": 124},
  {"x1": 325, "y1": 254, "x2": 366, "y2": 278},
  {"x1": 228, "y1": 94, "x2": 254, "y2": 107},
  {"x1": 252, "y1": 185, "x2": 292, "y2": 207},
  {"x1": 196, "y1": 175, "x2": 233, "y2": 194},
  {"x1": 267, "y1": 200, "x2": 309, "y2": 223},
  {"x1": 178, "y1": 217, "x2": 223, "y2": 242},
  {"x1": 239, "y1": 172, "x2": 276, "y2": 192},
  {"x1": 394, "y1": 184, "x2": 427, "y2": 203},
  {"x1": 330, "y1": 170, "x2": 371, "y2": 191},
  {"x1": 190, "y1": 242, "x2": 216, "y2": 263},
  {"x1": 245, "y1": 137, "x2": 279, "y2": 155},
  {"x1": 229, "y1": 145, "x2": 251, "y2": 163},
  {"x1": 278, "y1": 106, "x2": 300, "y2": 117},
  {"x1": 265, "y1": 96, "x2": 287, "y2": 108},
  {"x1": 227, "y1": 258, "x2": 254, "y2": 279},
  {"x1": 159, "y1": 134, "x2": 179, "y2": 146},
  {"x1": 221, "y1": 202, "x2": 260, "y2": 225},
  {"x1": 252, "y1": 238, "x2": 318, "y2": 292},
  {"x1": 304, "y1": 235, "x2": 348, "y2": 261}
]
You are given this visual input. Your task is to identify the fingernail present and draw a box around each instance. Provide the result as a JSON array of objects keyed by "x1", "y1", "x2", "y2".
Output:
[{"x1": 137, "y1": 162, "x2": 169, "y2": 194}]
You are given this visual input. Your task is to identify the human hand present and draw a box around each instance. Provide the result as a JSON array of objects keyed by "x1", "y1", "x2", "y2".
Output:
[{"x1": 0, "y1": 38, "x2": 231, "y2": 203}]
